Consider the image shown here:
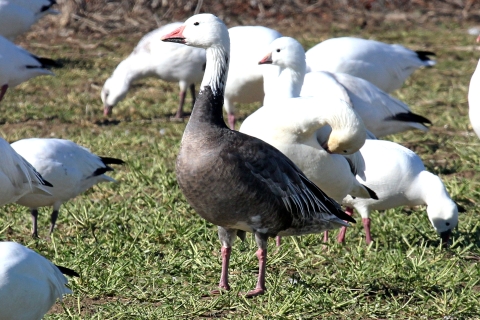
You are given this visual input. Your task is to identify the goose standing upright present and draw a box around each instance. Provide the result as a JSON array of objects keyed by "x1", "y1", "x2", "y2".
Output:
[
  {"x1": 101, "y1": 22, "x2": 206, "y2": 118},
  {"x1": 12, "y1": 138, "x2": 124, "y2": 237},
  {"x1": 469, "y1": 58, "x2": 480, "y2": 139},
  {"x1": 0, "y1": 36, "x2": 57, "y2": 103},
  {"x1": 340, "y1": 139, "x2": 458, "y2": 245},
  {"x1": 0, "y1": 241, "x2": 78, "y2": 320},
  {"x1": 223, "y1": 26, "x2": 281, "y2": 129},
  {"x1": 305, "y1": 37, "x2": 436, "y2": 93},
  {"x1": 162, "y1": 13, "x2": 355, "y2": 297},
  {"x1": 0, "y1": 137, "x2": 52, "y2": 206},
  {"x1": 0, "y1": 0, "x2": 58, "y2": 41}
]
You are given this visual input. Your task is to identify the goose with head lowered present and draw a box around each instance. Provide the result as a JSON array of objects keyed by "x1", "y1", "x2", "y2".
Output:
[
  {"x1": 0, "y1": 137, "x2": 52, "y2": 207},
  {"x1": 101, "y1": 22, "x2": 206, "y2": 119},
  {"x1": 12, "y1": 138, "x2": 124, "y2": 237},
  {"x1": 162, "y1": 13, "x2": 355, "y2": 297},
  {"x1": 259, "y1": 37, "x2": 431, "y2": 138},
  {"x1": 0, "y1": 241, "x2": 79, "y2": 320},
  {"x1": 339, "y1": 139, "x2": 459, "y2": 245},
  {"x1": 305, "y1": 37, "x2": 436, "y2": 93}
]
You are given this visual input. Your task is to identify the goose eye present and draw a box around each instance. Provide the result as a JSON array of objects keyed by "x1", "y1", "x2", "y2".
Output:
[
  {"x1": 276, "y1": 49, "x2": 280, "y2": 52},
  {"x1": 343, "y1": 150, "x2": 348, "y2": 153},
  {"x1": 446, "y1": 222, "x2": 450, "y2": 226},
  {"x1": 194, "y1": 22, "x2": 199, "y2": 26}
]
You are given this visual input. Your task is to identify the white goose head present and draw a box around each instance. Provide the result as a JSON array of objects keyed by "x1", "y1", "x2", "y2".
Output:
[
  {"x1": 162, "y1": 14, "x2": 230, "y2": 96},
  {"x1": 101, "y1": 76, "x2": 129, "y2": 116},
  {"x1": 259, "y1": 37, "x2": 306, "y2": 75}
]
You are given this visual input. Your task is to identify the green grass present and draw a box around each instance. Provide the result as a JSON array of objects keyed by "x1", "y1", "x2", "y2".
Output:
[{"x1": 1, "y1": 20, "x2": 480, "y2": 319}]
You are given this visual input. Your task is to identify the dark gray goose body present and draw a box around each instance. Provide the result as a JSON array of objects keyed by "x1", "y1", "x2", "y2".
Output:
[{"x1": 163, "y1": 13, "x2": 355, "y2": 297}]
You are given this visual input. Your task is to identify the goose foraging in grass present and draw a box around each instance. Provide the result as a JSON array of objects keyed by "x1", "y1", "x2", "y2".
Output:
[
  {"x1": 0, "y1": 241, "x2": 78, "y2": 320},
  {"x1": 223, "y1": 26, "x2": 281, "y2": 129},
  {"x1": 305, "y1": 37, "x2": 436, "y2": 93},
  {"x1": 162, "y1": 13, "x2": 355, "y2": 297},
  {"x1": 0, "y1": 0, "x2": 59, "y2": 41},
  {"x1": 0, "y1": 137, "x2": 52, "y2": 206},
  {"x1": 101, "y1": 22, "x2": 206, "y2": 118},
  {"x1": 0, "y1": 36, "x2": 57, "y2": 103},
  {"x1": 469, "y1": 58, "x2": 480, "y2": 139},
  {"x1": 261, "y1": 37, "x2": 431, "y2": 137},
  {"x1": 340, "y1": 139, "x2": 458, "y2": 245},
  {"x1": 11, "y1": 138, "x2": 124, "y2": 237}
]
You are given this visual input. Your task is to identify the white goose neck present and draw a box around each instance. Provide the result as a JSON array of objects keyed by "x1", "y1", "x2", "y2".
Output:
[
  {"x1": 263, "y1": 64, "x2": 305, "y2": 106},
  {"x1": 200, "y1": 45, "x2": 229, "y2": 97}
]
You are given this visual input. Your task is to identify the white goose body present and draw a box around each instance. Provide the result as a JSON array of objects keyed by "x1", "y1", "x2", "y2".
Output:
[
  {"x1": 0, "y1": 0, "x2": 58, "y2": 41},
  {"x1": 305, "y1": 37, "x2": 436, "y2": 93},
  {"x1": 0, "y1": 137, "x2": 51, "y2": 206},
  {"x1": 101, "y1": 22, "x2": 206, "y2": 117},
  {"x1": 223, "y1": 25, "x2": 282, "y2": 129},
  {"x1": 240, "y1": 37, "x2": 373, "y2": 203},
  {"x1": 341, "y1": 139, "x2": 458, "y2": 243},
  {"x1": 11, "y1": 138, "x2": 123, "y2": 236},
  {"x1": 301, "y1": 71, "x2": 431, "y2": 137},
  {"x1": 0, "y1": 36, "x2": 55, "y2": 102},
  {"x1": 0, "y1": 241, "x2": 76, "y2": 320},
  {"x1": 469, "y1": 59, "x2": 480, "y2": 139}
]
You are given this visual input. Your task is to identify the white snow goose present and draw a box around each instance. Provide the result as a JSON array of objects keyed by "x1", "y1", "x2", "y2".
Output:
[
  {"x1": 240, "y1": 36, "x2": 377, "y2": 204},
  {"x1": 0, "y1": 35, "x2": 57, "y2": 103},
  {"x1": 305, "y1": 37, "x2": 436, "y2": 93},
  {"x1": 262, "y1": 37, "x2": 431, "y2": 138},
  {"x1": 162, "y1": 13, "x2": 355, "y2": 297},
  {"x1": 11, "y1": 138, "x2": 124, "y2": 237},
  {"x1": 0, "y1": 241, "x2": 78, "y2": 320},
  {"x1": 223, "y1": 25, "x2": 281, "y2": 129},
  {"x1": 469, "y1": 57, "x2": 480, "y2": 139},
  {"x1": 340, "y1": 139, "x2": 458, "y2": 245},
  {"x1": 101, "y1": 22, "x2": 206, "y2": 119},
  {"x1": 0, "y1": 0, "x2": 58, "y2": 41},
  {"x1": 0, "y1": 137, "x2": 52, "y2": 206}
]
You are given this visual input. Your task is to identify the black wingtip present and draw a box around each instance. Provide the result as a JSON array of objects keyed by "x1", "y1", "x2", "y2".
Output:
[
  {"x1": 415, "y1": 50, "x2": 436, "y2": 61},
  {"x1": 100, "y1": 157, "x2": 125, "y2": 166},
  {"x1": 42, "y1": 179, "x2": 53, "y2": 187},
  {"x1": 56, "y1": 265, "x2": 80, "y2": 277},
  {"x1": 364, "y1": 185, "x2": 378, "y2": 200},
  {"x1": 385, "y1": 112, "x2": 432, "y2": 126}
]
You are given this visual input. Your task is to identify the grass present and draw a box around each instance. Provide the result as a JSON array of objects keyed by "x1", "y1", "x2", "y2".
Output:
[{"x1": 1, "y1": 17, "x2": 480, "y2": 319}]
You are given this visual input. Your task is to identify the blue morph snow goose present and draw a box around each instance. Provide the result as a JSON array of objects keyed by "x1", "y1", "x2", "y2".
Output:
[{"x1": 162, "y1": 13, "x2": 355, "y2": 297}]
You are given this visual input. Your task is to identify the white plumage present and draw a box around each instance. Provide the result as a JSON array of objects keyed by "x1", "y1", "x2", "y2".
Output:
[
  {"x1": 0, "y1": 0, "x2": 58, "y2": 41},
  {"x1": 101, "y1": 22, "x2": 206, "y2": 118},
  {"x1": 0, "y1": 241, "x2": 77, "y2": 320},
  {"x1": 223, "y1": 25, "x2": 282, "y2": 129},
  {"x1": 0, "y1": 35, "x2": 56, "y2": 102},
  {"x1": 468, "y1": 58, "x2": 480, "y2": 139},
  {"x1": 305, "y1": 37, "x2": 436, "y2": 93},
  {"x1": 0, "y1": 137, "x2": 52, "y2": 206},
  {"x1": 11, "y1": 138, "x2": 124, "y2": 237},
  {"x1": 341, "y1": 139, "x2": 458, "y2": 244}
]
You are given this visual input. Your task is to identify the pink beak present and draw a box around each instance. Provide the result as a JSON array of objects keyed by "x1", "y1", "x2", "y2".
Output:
[
  {"x1": 161, "y1": 25, "x2": 186, "y2": 43},
  {"x1": 258, "y1": 52, "x2": 273, "y2": 65},
  {"x1": 477, "y1": 34, "x2": 480, "y2": 43}
]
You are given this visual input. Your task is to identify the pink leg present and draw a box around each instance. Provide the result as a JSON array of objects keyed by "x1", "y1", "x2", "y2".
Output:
[
  {"x1": 276, "y1": 236, "x2": 281, "y2": 247},
  {"x1": 245, "y1": 248, "x2": 267, "y2": 297},
  {"x1": 0, "y1": 84, "x2": 8, "y2": 102},
  {"x1": 174, "y1": 90, "x2": 187, "y2": 118},
  {"x1": 363, "y1": 218, "x2": 372, "y2": 244},
  {"x1": 211, "y1": 246, "x2": 231, "y2": 294},
  {"x1": 323, "y1": 230, "x2": 329, "y2": 242},
  {"x1": 227, "y1": 113, "x2": 235, "y2": 130},
  {"x1": 337, "y1": 207, "x2": 354, "y2": 243}
]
